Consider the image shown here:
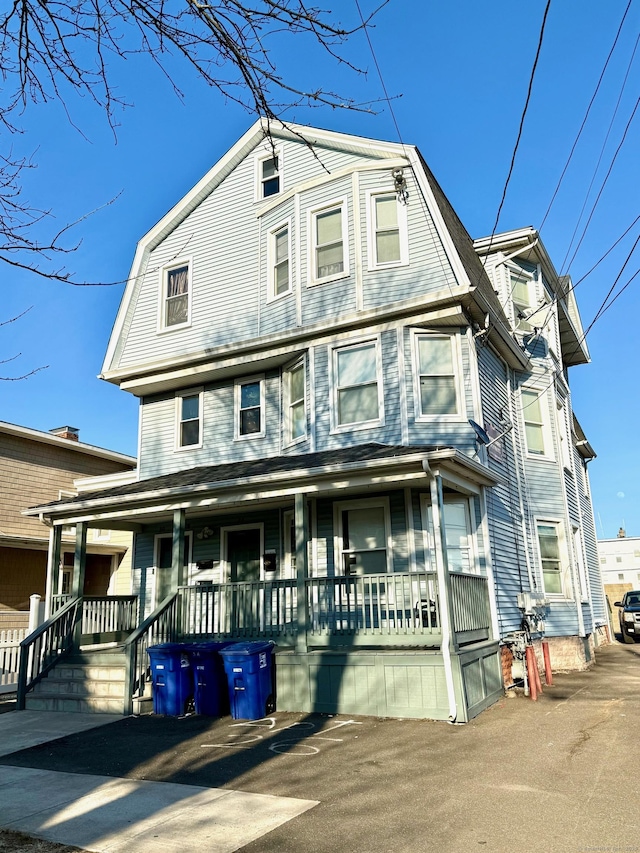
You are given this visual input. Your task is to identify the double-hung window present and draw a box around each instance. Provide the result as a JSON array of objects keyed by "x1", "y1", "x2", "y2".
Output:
[
  {"x1": 522, "y1": 389, "x2": 547, "y2": 456},
  {"x1": 269, "y1": 223, "x2": 290, "y2": 298},
  {"x1": 236, "y1": 377, "x2": 265, "y2": 439},
  {"x1": 259, "y1": 154, "x2": 280, "y2": 198},
  {"x1": 368, "y1": 192, "x2": 407, "y2": 268},
  {"x1": 311, "y1": 201, "x2": 347, "y2": 283},
  {"x1": 333, "y1": 340, "x2": 381, "y2": 428},
  {"x1": 163, "y1": 262, "x2": 190, "y2": 329},
  {"x1": 337, "y1": 499, "x2": 390, "y2": 575},
  {"x1": 509, "y1": 267, "x2": 535, "y2": 332},
  {"x1": 285, "y1": 360, "x2": 306, "y2": 444},
  {"x1": 413, "y1": 333, "x2": 459, "y2": 418},
  {"x1": 537, "y1": 522, "x2": 565, "y2": 595},
  {"x1": 176, "y1": 390, "x2": 202, "y2": 449}
]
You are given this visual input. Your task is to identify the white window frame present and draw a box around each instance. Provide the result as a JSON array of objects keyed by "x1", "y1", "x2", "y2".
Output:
[
  {"x1": 508, "y1": 264, "x2": 536, "y2": 333},
  {"x1": 334, "y1": 497, "x2": 392, "y2": 576},
  {"x1": 411, "y1": 330, "x2": 463, "y2": 421},
  {"x1": 521, "y1": 387, "x2": 554, "y2": 460},
  {"x1": 535, "y1": 519, "x2": 572, "y2": 599},
  {"x1": 366, "y1": 189, "x2": 409, "y2": 270},
  {"x1": 234, "y1": 375, "x2": 266, "y2": 440},
  {"x1": 158, "y1": 258, "x2": 192, "y2": 332},
  {"x1": 330, "y1": 336, "x2": 384, "y2": 433},
  {"x1": 308, "y1": 198, "x2": 349, "y2": 286},
  {"x1": 283, "y1": 358, "x2": 306, "y2": 446},
  {"x1": 255, "y1": 145, "x2": 283, "y2": 201},
  {"x1": 175, "y1": 388, "x2": 203, "y2": 451},
  {"x1": 221, "y1": 523, "x2": 265, "y2": 581},
  {"x1": 267, "y1": 218, "x2": 292, "y2": 301},
  {"x1": 420, "y1": 494, "x2": 480, "y2": 575}
]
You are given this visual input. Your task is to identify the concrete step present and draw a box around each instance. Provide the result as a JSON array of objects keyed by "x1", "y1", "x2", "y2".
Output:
[
  {"x1": 30, "y1": 678, "x2": 126, "y2": 698},
  {"x1": 45, "y1": 665, "x2": 127, "y2": 684},
  {"x1": 24, "y1": 694, "x2": 127, "y2": 714}
]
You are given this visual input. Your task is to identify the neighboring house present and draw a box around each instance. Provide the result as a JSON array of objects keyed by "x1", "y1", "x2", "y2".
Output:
[
  {"x1": 0, "y1": 421, "x2": 136, "y2": 627},
  {"x1": 24, "y1": 121, "x2": 606, "y2": 720},
  {"x1": 598, "y1": 531, "x2": 640, "y2": 623}
]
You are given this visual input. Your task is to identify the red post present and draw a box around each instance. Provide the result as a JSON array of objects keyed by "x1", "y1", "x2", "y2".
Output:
[
  {"x1": 542, "y1": 640, "x2": 553, "y2": 686},
  {"x1": 526, "y1": 645, "x2": 538, "y2": 701}
]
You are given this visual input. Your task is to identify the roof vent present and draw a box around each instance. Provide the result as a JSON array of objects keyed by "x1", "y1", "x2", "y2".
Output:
[{"x1": 50, "y1": 426, "x2": 79, "y2": 442}]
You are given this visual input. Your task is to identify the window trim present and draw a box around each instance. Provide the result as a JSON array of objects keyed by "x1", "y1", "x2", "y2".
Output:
[
  {"x1": 330, "y1": 335, "x2": 384, "y2": 433},
  {"x1": 174, "y1": 388, "x2": 203, "y2": 452},
  {"x1": 366, "y1": 189, "x2": 409, "y2": 270},
  {"x1": 420, "y1": 494, "x2": 480, "y2": 575},
  {"x1": 234, "y1": 375, "x2": 266, "y2": 440},
  {"x1": 508, "y1": 263, "x2": 536, "y2": 333},
  {"x1": 308, "y1": 198, "x2": 349, "y2": 286},
  {"x1": 158, "y1": 258, "x2": 192, "y2": 333},
  {"x1": 521, "y1": 386, "x2": 554, "y2": 461},
  {"x1": 411, "y1": 330, "x2": 463, "y2": 422},
  {"x1": 283, "y1": 358, "x2": 307, "y2": 446},
  {"x1": 334, "y1": 497, "x2": 392, "y2": 576},
  {"x1": 267, "y1": 218, "x2": 292, "y2": 301},
  {"x1": 535, "y1": 518, "x2": 571, "y2": 599},
  {"x1": 255, "y1": 145, "x2": 283, "y2": 201}
]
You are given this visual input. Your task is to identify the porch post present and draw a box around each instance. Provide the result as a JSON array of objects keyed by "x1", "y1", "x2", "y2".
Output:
[
  {"x1": 71, "y1": 522, "x2": 88, "y2": 598},
  {"x1": 71, "y1": 521, "x2": 87, "y2": 647},
  {"x1": 44, "y1": 525, "x2": 62, "y2": 619},
  {"x1": 294, "y1": 493, "x2": 308, "y2": 654},
  {"x1": 429, "y1": 475, "x2": 458, "y2": 653},
  {"x1": 171, "y1": 509, "x2": 186, "y2": 591}
]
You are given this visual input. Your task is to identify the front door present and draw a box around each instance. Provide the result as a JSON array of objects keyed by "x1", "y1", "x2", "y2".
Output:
[
  {"x1": 227, "y1": 528, "x2": 262, "y2": 582},
  {"x1": 155, "y1": 534, "x2": 192, "y2": 605}
]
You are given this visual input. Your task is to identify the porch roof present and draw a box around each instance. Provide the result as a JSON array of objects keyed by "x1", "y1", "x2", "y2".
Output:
[{"x1": 25, "y1": 443, "x2": 501, "y2": 527}]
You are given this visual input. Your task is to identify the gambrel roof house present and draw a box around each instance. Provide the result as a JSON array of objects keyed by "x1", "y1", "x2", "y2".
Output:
[{"x1": 22, "y1": 120, "x2": 607, "y2": 720}]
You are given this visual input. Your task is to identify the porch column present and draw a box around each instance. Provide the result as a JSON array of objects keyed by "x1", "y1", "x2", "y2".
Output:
[
  {"x1": 71, "y1": 522, "x2": 88, "y2": 598},
  {"x1": 71, "y1": 522, "x2": 87, "y2": 647},
  {"x1": 294, "y1": 493, "x2": 308, "y2": 654},
  {"x1": 171, "y1": 509, "x2": 186, "y2": 591},
  {"x1": 44, "y1": 525, "x2": 62, "y2": 619}
]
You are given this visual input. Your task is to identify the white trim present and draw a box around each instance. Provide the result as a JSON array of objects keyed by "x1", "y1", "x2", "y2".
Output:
[
  {"x1": 329, "y1": 334, "x2": 384, "y2": 433},
  {"x1": 234, "y1": 375, "x2": 266, "y2": 440},
  {"x1": 398, "y1": 327, "x2": 409, "y2": 445},
  {"x1": 534, "y1": 518, "x2": 572, "y2": 600},
  {"x1": 333, "y1": 496, "x2": 392, "y2": 576},
  {"x1": 410, "y1": 329, "x2": 464, "y2": 422},
  {"x1": 352, "y1": 172, "x2": 363, "y2": 311},
  {"x1": 521, "y1": 384, "x2": 555, "y2": 462},
  {"x1": 365, "y1": 189, "x2": 409, "y2": 270},
  {"x1": 266, "y1": 217, "x2": 293, "y2": 301},
  {"x1": 308, "y1": 197, "x2": 350, "y2": 286},
  {"x1": 283, "y1": 357, "x2": 307, "y2": 447},
  {"x1": 254, "y1": 143, "x2": 284, "y2": 202},
  {"x1": 157, "y1": 257, "x2": 193, "y2": 334},
  {"x1": 220, "y1": 523, "x2": 265, "y2": 581},
  {"x1": 174, "y1": 388, "x2": 204, "y2": 452}
]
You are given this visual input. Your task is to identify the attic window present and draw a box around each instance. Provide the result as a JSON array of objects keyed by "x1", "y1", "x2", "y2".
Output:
[
  {"x1": 261, "y1": 156, "x2": 280, "y2": 197},
  {"x1": 163, "y1": 263, "x2": 191, "y2": 328}
]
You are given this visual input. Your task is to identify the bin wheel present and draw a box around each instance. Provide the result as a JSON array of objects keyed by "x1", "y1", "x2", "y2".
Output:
[{"x1": 265, "y1": 693, "x2": 275, "y2": 714}]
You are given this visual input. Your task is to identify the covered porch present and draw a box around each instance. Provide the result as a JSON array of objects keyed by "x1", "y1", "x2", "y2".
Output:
[{"x1": 21, "y1": 445, "x2": 504, "y2": 721}]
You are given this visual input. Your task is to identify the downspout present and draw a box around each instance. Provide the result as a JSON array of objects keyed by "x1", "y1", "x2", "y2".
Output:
[{"x1": 423, "y1": 460, "x2": 458, "y2": 723}]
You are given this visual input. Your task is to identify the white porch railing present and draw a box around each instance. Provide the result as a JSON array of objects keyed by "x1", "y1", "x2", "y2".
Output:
[{"x1": 1, "y1": 628, "x2": 28, "y2": 693}]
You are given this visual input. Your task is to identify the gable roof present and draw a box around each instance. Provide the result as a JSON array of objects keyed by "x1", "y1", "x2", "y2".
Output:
[{"x1": 0, "y1": 420, "x2": 136, "y2": 467}]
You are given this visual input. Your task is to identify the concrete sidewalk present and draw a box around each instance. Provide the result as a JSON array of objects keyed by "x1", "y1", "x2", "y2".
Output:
[{"x1": 0, "y1": 642, "x2": 639, "y2": 853}]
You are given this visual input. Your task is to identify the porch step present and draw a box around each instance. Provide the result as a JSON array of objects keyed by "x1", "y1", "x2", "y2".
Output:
[{"x1": 25, "y1": 647, "x2": 129, "y2": 715}]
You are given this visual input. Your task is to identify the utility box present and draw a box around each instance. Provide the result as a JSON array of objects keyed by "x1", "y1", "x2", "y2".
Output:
[
  {"x1": 147, "y1": 643, "x2": 193, "y2": 716},
  {"x1": 219, "y1": 641, "x2": 275, "y2": 720}
]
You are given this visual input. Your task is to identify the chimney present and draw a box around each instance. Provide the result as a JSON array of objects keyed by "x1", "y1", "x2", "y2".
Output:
[{"x1": 50, "y1": 426, "x2": 79, "y2": 442}]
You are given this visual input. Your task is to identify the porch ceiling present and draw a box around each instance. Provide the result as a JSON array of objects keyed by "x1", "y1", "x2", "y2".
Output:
[{"x1": 24, "y1": 444, "x2": 502, "y2": 528}]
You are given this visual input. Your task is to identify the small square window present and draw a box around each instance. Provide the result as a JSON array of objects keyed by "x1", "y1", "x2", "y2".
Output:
[
  {"x1": 236, "y1": 377, "x2": 265, "y2": 439},
  {"x1": 619, "y1": 573, "x2": 625, "y2": 581},
  {"x1": 616, "y1": 556, "x2": 623, "y2": 563},
  {"x1": 163, "y1": 263, "x2": 190, "y2": 328}
]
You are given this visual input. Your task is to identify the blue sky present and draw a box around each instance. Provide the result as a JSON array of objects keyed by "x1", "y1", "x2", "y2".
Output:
[{"x1": 2, "y1": 0, "x2": 638, "y2": 538}]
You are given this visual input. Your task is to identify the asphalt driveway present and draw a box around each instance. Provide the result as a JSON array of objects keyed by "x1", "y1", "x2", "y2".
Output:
[{"x1": 1, "y1": 641, "x2": 639, "y2": 853}]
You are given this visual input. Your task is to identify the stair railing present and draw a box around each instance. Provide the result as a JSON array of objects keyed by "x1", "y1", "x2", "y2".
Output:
[
  {"x1": 122, "y1": 592, "x2": 180, "y2": 716},
  {"x1": 16, "y1": 597, "x2": 82, "y2": 710}
]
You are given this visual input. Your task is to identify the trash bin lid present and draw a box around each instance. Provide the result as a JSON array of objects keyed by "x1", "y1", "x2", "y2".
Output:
[
  {"x1": 219, "y1": 640, "x2": 274, "y2": 656},
  {"x1": 147, "y1": 643, "x2": 184, "y2": 653}
]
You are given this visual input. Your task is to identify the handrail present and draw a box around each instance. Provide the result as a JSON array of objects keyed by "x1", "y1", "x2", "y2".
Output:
[
  {"x1": 16, "y1": 596, "x2": 81, "y2": 710},
  {"x1": 122, "y1": 593, "x2": 180, "y2": 716}
]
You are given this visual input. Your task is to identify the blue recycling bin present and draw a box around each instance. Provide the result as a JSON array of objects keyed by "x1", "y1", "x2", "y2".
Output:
[
  {"x1": 185, "y1": 642, "x2": 232, "y2": 716},
  {"x1": 219, "y1": 641, "x2": 275, "y2": 720},
  {"x1": 147, "y1": 643, "x2": 193, "y2": 716}
]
